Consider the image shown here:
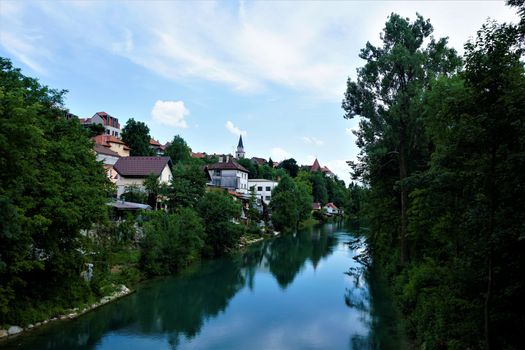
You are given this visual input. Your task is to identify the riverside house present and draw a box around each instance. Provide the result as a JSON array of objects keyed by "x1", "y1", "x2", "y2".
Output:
[
  {"x1": 248, "y1": 179, "x2": 278, "y2": 204},
  {"x1": 113, "y1": 156, "x2": 173, "y2": 198}
]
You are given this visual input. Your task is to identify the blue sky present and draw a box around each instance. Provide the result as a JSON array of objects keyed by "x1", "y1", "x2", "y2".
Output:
[{"x1": 0, "y1": 1, "x2": 518, "y2": 184}]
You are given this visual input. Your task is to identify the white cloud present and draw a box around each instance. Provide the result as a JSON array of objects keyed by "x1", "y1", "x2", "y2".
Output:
[
  {"x1": 1, "y1": 2, "x2": 518, "y2": 99},
  {"x1": 225, "y1": 121, "x2": 247, "y2": 137},
  {"x1": 271, "y1": 147, "x2": 291, "y2": 161},
  {"x1": 151, "y1": 100, "x2": 189, "y2": 128},
  {"x1": 302, "y1": 136, "x2": 324, "y2": 146}
]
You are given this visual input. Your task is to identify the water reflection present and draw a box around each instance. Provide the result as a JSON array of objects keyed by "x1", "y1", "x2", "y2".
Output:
[{"x1": 3, "y1": 222, "x2": 403, "y2": 350}]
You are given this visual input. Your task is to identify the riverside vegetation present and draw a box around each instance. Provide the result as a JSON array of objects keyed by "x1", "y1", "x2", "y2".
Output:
[
  {"x1": 343, "y1": 2, "x2": 525, "y2": 349},
  {"x1": 0, "y1": 57, "x2": 355, "y2": 330}
]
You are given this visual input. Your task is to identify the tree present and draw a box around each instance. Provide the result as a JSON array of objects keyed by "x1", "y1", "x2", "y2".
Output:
[
  {"x1": 197, "y1": 191, "x2": 243, "y2": 257},
  {"x1": 140, "y1": 208, "x2": 205, "y2": 276},
  {"x1": 120, "y1": 184, "x2": 148, "y2": 204},
  {"x1": 165, "y1": 135, "x2": 191, "y2": 164},
  {"x1": 121, "y1": 118, "x2": 154, "y2": 156},
  {"x1": 168, "y1": 164, "x2": 207, "y2": 209},
  {"x1": 278, "y1": 158, "x2": 299, "y2": 177},
  {"x1": 310, "y1": 171, "x2": 328, "y2": 204},
  {"x1": 270, "y1": 176, "x2": 312, "y2": 231},
  {"x1": 342, "y1": 13, "x2": 460, "y2": 264},
  {"x1": 268, "y1": 158, "x2": 274, "y2": 168},
  {"x1": 0, "y1": 58, "x2": 109, "y2": 324},
  {"x1": 237, "y1": 158, "x2": 258, "y2": 178}
]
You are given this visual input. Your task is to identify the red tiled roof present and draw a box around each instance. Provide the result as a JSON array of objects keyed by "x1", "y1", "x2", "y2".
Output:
[
  {"x1": 191, "y1": 152, "x2": 206, "y2": 159},
  {"x1": 321, "y1": 166, "x2": 333, "y2": 174},
  {"x1": 92, "y1": 135, "x2": 129, "y2": 149},
  {"x1": 312, "y1": 202, "x2": 321, "y2": 210},
  {"x1": 94, "y1": 144, "x2": 120, "y2": 157},
  {"x1": 311, "y1": 158, "x2": 321, "y2": 172},
  {"x1": 114, "y1": 157, "x2": 172, "y2": 177},
  {"x1": 149, "y1": 138, "x2": 162, "y2": 147},
  {"x1": 208, "y1": 159, "x2": 248, "y2": 172},
  {"x1": 324, "y1": 202, "x2": 338, "y2": 209}
]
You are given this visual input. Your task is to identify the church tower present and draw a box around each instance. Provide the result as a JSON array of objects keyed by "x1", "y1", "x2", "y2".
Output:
[{"x1": 236, "y1": 135, "x2": 245, "y2": 159}]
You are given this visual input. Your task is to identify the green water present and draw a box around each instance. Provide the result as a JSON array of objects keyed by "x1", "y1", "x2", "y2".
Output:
[{"x1": 2, "y1": 223, "x2": 404, "y2": 349}]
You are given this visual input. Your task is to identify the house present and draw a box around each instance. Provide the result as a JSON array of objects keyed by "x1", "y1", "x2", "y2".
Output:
[
  {"x1": 312, "y1": 202, "x2": 321, "y2": 211},
  {"x1": 207, "y1": 156, "x2": 249, "y2": 194},
  {"x1": 248, "y1": 179, "x2": 279, "y2": 204},
  {"x1": 323, "y1": 202, "x2": 340, "y2": 216},
  {"x1": 82, "y1": 111, "x2": 121, "y2": 137},
  {"x1": 251, "y1": 157, "x2": 267, "y2": 166},
  {"x1": 191, "y1": 152, "x2": 206, "y2": 159},
  {"x1": 149, "y1": 139, "x2": 164, "y2": 156},
  {"x1": 93, "y1": 135, "x2": 130, "y2": 157},
  {"x1": 310, "y1": 158, "x2": 335, "y2": 178},
  {"x1": 113, "y1": 156, "x2": 173, "y2": 197},
  {"x1": 94, "y1": 144, "x2": 121, "y2": 184}
]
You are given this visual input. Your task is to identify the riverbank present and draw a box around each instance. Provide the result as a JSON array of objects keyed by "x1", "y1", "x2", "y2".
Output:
[{"x1": 0, "y1": 285, "x2": 132, "y2": 341}]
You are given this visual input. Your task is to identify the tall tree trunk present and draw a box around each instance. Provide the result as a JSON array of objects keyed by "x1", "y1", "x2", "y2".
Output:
[{"x1": 399, "y1": 126, "x2": 408, "y2": 265}]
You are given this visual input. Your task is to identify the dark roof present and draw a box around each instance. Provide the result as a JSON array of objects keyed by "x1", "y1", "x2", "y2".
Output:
[
  {"x1": 114, "y1": 157, "x2": 172, "y2": 177},
  {"x1": 251, "y1": 157, "x2": 267, "y2": 165},
  {"x1": 107, "y1": 200, "x2": 152, "y2": 210},
  {"x1": 237, "y1": 135, "x2": 244, "y2": 148},
  {"x1": 94, "y1": 144, "x2": 120, "y2": 157},
  {"x1": 208, "y1": 159, "x2": 248, "y2": 172}
]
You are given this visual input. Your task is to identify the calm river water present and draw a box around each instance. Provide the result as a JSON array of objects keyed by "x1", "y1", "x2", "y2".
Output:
[{"x1": 2, "y1": 222, "x2": 404, "y2": 350}]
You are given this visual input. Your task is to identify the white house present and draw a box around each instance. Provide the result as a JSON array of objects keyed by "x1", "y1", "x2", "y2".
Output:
[
  {"x1": 323, "y1": 202, "x2": 340, "y2": 216},
  {"x1": 82, "y1": 111, "x2": 122, "y2": 138},
  {"x1": 113, "y1": 156, "x2": 172, "y2": 197},
  {"x1": 248, "y1": 179, "x2": 279, "y2": 204},
  {"x1": 207, "y1": 156, "x2": 249, "y2": 194}
]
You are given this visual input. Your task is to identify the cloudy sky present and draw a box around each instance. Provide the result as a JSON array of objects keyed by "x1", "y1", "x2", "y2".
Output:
[{"x1": 0, "y1": 1, "x2": 519, "y2": 184}]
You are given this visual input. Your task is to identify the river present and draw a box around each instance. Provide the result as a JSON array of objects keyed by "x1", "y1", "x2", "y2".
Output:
[{"x1": 1, "y1": 222, "x2": 404, "y2": 350}]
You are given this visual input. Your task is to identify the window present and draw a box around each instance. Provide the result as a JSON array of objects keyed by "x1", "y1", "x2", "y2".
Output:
[
  {"x1": 214, "y1": 170, "x2": 221, "y2": 176},
  {"x1": 258, "y1": 186, "x2": 263, "y2": 191},
  {"x1": 265, "y1": 196, "x2": 271, "y2": 201},
  {"x1": 266, "y1": 186, "x2": 271, "y2": 191}
]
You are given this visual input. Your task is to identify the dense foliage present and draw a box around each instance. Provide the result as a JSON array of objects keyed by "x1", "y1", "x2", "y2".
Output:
[
  {"x1": 343, "y1": 8, "x2": 525, "y2": 349},
  {"x1": 165, "y1": 135, "x2": 191, "y2": 164},
  {"x1": 121, "y1": 118, "x2": 154, "y2": 156},
  {"x1": 270, "y1": 176, "x2": 312, "y2": 231},
  {"x1": 140, "y1": 209, "x2": 205, "y2": 276},
  {"x1": 0, "y1": 58, "x2": 109, "y2": 325}
]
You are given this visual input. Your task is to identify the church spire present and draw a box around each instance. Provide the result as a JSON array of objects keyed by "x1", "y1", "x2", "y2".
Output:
[{"x1": 236, "y1": 135, "x2": 245, "y2": 159}]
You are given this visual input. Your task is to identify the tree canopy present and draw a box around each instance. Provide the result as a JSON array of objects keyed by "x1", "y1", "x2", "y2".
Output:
[{"x1": 121, "y1": 118, "x2": 154, "y2": 156}]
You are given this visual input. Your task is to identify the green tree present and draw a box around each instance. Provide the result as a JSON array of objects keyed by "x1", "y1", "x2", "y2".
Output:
[
  {"x1": 120, "y1": 184, "x2": 148, "y2": 204},
  {"x1": 278, "y1": 158, "x2": 299, "y2": 177},
  {"x1": 310, "y1": 171, "x2": 328, "y2": 204},
  {"x1": 197, "y1": 191, "x2": 243, "y2": 257},
  {"x1": 140, "y1": 208, "x2": 205, "y2": 276},
  {"x1": 168, "y1": 163, "x2": 207, "y2": 209},
  {"x1": 342, "y1": 13, "x2": 460, "y2": 264},
  {"x1": 270, "y1": 176, "x2": 312, "y2": 231},
  {"x1": 0, "y1": 58, "x2": 109, "y2": 324},
  {"x1": 165, "y1": 135, "x2": 191, "y2": 164},
  {"x1": 121, "y1": 118, "x2": 154, "y2": 156}
]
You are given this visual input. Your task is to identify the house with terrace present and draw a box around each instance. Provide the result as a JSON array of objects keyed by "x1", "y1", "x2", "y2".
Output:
[
  {"x1": 81, "y1": 111, "x2": 121, "y2": 137},
  {"x1": 93, "y1": 135, "x2": 130, "y2": 157},
  {"x1": 113, "y1": 156, "x2": 173, "y2": 198},
  {"x1": 207, "y1": 156, "x2": 249, "y2": 194}
]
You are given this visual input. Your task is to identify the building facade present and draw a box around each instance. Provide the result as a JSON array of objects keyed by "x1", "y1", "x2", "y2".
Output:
[
  {"x1": 207, "y1": 156, "x2": 249, "y2": 194},
  {"x1": 113, "y1": 156, "x2": 173, "y2": 197},
  {"x1": 248, "y1": 179, "x2": 279, "y2": 204}
]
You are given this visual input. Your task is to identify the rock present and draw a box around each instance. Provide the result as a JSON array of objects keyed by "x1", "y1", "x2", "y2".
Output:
[
  {"x1": 0, "y1": 329, "x2": 8, "y2": 338},
  {"x1": 35, "y1": 322, "x2": 42, "y2": 327},
  {"x1": 7, "y1": 326, "x2": 23, "y2": 335},
  {"x1": 68, "y1": 313, "x2": 77, "y2": 319},
  {"x1": 59, "y1": 315, "x2": 68, "y2": 320},
  {"x1": 27, "y1": 324, "x2": 34, "y2": 329}
]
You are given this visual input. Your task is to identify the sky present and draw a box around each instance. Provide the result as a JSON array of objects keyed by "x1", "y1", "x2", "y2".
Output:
[{"x1": 0, "y1": 1, "x2": 519, "y2": 184}]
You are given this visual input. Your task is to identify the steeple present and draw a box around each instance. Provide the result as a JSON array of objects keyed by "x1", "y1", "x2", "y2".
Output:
[{"x1": 236, "y1": 135, "x2": 245, "y2": 159}]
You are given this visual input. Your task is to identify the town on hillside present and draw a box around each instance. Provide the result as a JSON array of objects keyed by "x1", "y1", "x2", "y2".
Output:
[{"x1": 84, "y1": 111, "x2": 345, "y2": 220}]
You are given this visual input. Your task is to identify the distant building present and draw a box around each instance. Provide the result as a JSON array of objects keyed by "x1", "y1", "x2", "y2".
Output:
[
  {"x1": 323, "y1": 202, "x2": 340, "y2": 216},
  {"x1": 248, "y1": 179, "x2": 279, "y2": 204},
  {"x1": 310, "y1": 158, "x2": 335, "y2": 178},
  {"x1": 81, "y1": 111, "x2": 121, "y2": 138},
  {"x1": 94, "y1": 144, "x2": 120, "y2": 184},
  {"x1": 92, "y1": 135, "x2": 130, "y2": 157},
  {"x1": 312, "y1": 202, "x2": 321, "y2": 211},
  {"x1": 113, "y1": 156, "x2": 173, "y2": 197},
  {"x1": 235, "y1": 135, "x2": 245, "y2": 159},
  {"x1": 251, "y1": 157, "x2": 267, "y2": 166},
  {"x1": 149, "y1": 139, "x2": 164, "y2": 156},
  {"x1": 207, "y1": 155, "x2": 249, "y2": 194}
]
